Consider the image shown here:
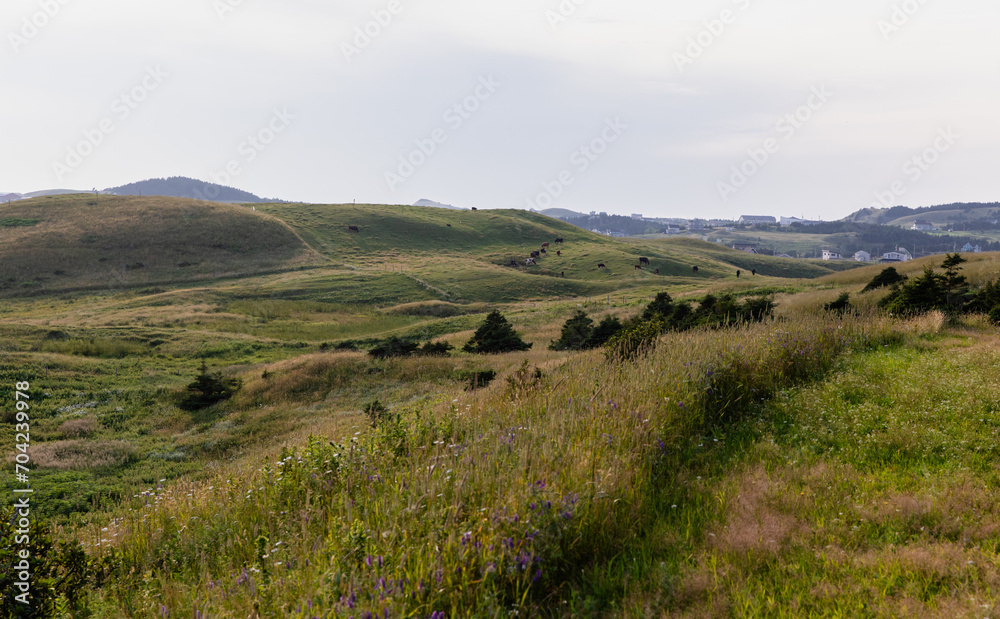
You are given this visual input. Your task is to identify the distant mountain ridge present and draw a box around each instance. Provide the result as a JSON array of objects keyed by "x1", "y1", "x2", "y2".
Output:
[
  {"x1": 413, "y1": 199, "x2": 465, "y2": 210},
  {"x1": 105, "y1": 176, "x2": 269, "y2": 203}
]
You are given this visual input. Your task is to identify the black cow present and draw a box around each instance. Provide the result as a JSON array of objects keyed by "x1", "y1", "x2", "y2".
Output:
[
  {"x1": 655, "y1": 269, "x2": 660, "y2": 275},
  {"x1": 751, "y1": 269, "x2": 757, "y2": 276},
  {"x1": 556, "y1": 250, "x2": 561, "y2": 256},
  {"x1": 639, "y1": 257, "x2": 650, "y2": 266},
  {"x1": 509, "y1": 259, "x2": 518, "y2": 267},
  {"x1": 348, "y1": 225, "x2": 360, "y2": 233},
  {"x1": 531, "y1": 250, "x2": 540, "y2": 258},
  {"x1": 554, "y1": 238, "x2": 564, "y2": 244},
  {"x1": 471, "y1": 207, "x2": 478, "y2": 211},
  {"x1": 736, "y1": 270, "x2": 741, "y2": 278},
  {"x1": 540, "y1": 248, "x2": 547, "y2": 254},
  {"x1": 693, "y1": 266, "x2": 699, "y2": 274},
  {"x1": 598, "y1": 263, "x2": 606, "y2": 270},
  {"x1": 635, "y1": 265, "x2": 642, "y2": 271}
]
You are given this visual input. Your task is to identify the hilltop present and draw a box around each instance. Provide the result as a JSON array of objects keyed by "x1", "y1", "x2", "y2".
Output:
[
  {"x1": 105, "y1": 176, "x2": 271, "y2": 203},
  {"x1": 0, "y1": 194, "x2": 321, "y2": 296}
]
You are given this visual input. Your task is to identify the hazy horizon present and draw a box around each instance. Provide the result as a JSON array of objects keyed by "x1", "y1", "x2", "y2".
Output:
[{"x1": 3, "y1": 0, "x2": 997, "y2": 219}]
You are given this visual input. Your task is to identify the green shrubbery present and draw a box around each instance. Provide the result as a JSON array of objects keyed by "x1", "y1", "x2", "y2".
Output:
[
  {"x1": 463, "y1": 311, "x2": 532, "y2": 354},
  {"x1": 549, "y1": 311, "x2": 623, "y2": 351},
  {"x1": 179, "y1": 361, "x2": 241, "y2": 411}
]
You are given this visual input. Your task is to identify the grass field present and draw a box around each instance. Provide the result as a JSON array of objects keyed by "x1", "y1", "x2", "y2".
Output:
[{"x1": 3, "y1": 196, "x2": 1000, "y2": 617}]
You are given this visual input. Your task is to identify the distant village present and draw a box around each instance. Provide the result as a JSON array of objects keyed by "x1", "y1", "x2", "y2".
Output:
[{"x1": 572, "y1": 212, "x2": 987, "y2": 264}]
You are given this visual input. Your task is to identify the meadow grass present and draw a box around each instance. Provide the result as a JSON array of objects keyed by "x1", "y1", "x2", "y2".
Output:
[{"x1": 61, "y1": 310, "x2": 913, "y2": 617}]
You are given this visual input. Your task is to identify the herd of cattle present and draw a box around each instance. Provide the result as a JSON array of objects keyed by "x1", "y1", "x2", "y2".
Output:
[{"x1": 345, "y1": 223, "x2": 755, "y2": 278}]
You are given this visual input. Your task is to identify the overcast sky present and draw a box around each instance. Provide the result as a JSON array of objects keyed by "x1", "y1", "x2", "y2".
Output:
[{"x1": 2, "y1": 0, "x2": 997, "y2": 219}]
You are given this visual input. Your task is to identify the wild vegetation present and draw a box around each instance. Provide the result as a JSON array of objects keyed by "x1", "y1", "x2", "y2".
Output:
[{"x1": 3, "y1": 196, "x2": 1000, "y2": 617}]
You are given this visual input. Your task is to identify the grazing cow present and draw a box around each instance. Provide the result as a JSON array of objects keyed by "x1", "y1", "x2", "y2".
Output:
[
  {"x1": 693, "y1": 266, "x2": 699, "y2": 274},
  {"x1": 554, "y1": 238, "x2": 564, "y2": 244},
  {"x1": 447, "y1": 224, "x2": 452, "y2": 227},
  {"x1": 655, "y1": 269, "x2": 660, "y2": 275},
  {"x1": 635, "y1": 265, "x2": 642, "y2": 271},
  {"x1": 639, "y1": 257, "x2": 650, "y2": 266},
  {"x1": 471, "y1": 207, "x2": 478, "y2": 211},
  {"x1": 751, "y1": 269, "x2": 757, "y2": 276},
  {"x1": 556, "y1": 250, "x2": 561, "y2": 256},
  {"x1": 598, "y1": 263, "x2": 606, "y2": 270},
  {"x1": 531, "y1": 250, "x2": 540, "y2": 258},
  {"x1": 509, "y1": 259, "x2": 518, "y2": 267},
  {"x1": 736, "y1": 270, "x2": 742, "y2": 278},
  {"x1": 541, "y1": 242, "x2": 550, "y2": 248},
  {"x1": 540, "y1": 248, "x2": 547, "y2": 254},
  {"x1": 526, "y1": 257, "x2": 536, "y2": 266},
  {"x1": 348, "y1": 225, "x2": 360, "y2": 233}
]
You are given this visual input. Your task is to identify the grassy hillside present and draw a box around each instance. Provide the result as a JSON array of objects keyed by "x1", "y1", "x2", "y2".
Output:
[
  {"x1": 0, "y1": 194, "x2": 322, "y2": 297},
  {"x1": 15, "y1": 197, "x2": 1000, "y2": 617}
]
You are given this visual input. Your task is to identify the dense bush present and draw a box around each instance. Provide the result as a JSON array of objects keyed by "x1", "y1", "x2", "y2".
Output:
[
  {"x1": 179, "y1": 361, "x2": 240, "y2": 411},
  {"x1": 368, "y1": 337, "x2": 420, "y2": 359},
  {"x1": 861, "y1": 266, "x2": 906, "y2": 292},
  {"x1": 549, "y1": 312, "x2": 624, "y2": 351},
  {"x1": 463, "y1": 311, "x2": 532, "y2": 354},
  {"x1": 453, "y1": 368, "x2": 497, "y2": 390},
  {"x1": 879, "y1": 254, "x2": 971, "y2": 316}
]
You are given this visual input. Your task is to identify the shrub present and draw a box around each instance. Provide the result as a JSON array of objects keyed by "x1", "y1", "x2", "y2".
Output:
[
  {"x1": 368, "y1": 337, "x2": 420, "y2": 359},
  {"x1": 862, "y1": 266, "x2": 906, "y2": 292},
  {"x1": 363, "y1": 399, "x2": 395, "y2": 428},
  {"x1": 463, "y1": 311, "x2": 532, "y2": 354},
  {"x1": 824, "y1": 292, "x2": 851, "y2": 315},
  {"x1": 586, "y1": 315, "x2": 624, "y2": 348},
  {"x1": 549, "y1": 311, "x2": 594, "y2": 351},
  {"x1": 418, "y1": 340, "x2": 454, "y2": 356},
  {"x1": 453, "y1": 368, "x2": 497, "y2": 390},
  {"x1": 605, "y1": 318, "x2": 664, "y2": 361},
  {"x1": 180, "y1": 360, "x2": 241, "y2": 411}
]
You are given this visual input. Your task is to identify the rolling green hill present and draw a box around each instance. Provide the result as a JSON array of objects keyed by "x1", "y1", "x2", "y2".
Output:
[{"x1": 0, "y1": 194, "x2": 322, "y2": 297}]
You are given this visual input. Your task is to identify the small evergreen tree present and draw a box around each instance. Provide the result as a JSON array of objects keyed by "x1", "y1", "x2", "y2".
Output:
[
  {"x1": 180, "y1": 360, "x2": 240, "y2": 411},
  {"x1": 824, "y1": 292, "x2": 852, "y2": 315},
  {"x1": 585, "y1": 315, "x2": 624, "y2": 348},
  {"x1": 463, "y1": 311, "x2": 532, "y2": 354},
  {"x1": 550, "y1": 311, "x2": 595, "y2": 351},
  {"x1": 862, "y1": 267, "x2": 906, "y2": 293}
]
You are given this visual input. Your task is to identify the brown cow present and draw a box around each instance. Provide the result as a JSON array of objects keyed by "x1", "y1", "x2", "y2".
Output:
[
  {"x1": 634, "y1": 265, "x2": 642, "y2": 271},
  {"x1": 531, "y1": 250, "x2": 540, "y2": 258},
  {"x1": 541, "y1": 242, "x2": 550, "y2": 248},
  {"x1": 348, "y1": 225, "x2": 360, "y2": 233}
]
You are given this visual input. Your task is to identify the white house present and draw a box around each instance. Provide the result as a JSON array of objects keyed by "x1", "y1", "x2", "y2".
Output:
[
  {"x1": 822, "y1": 250, "x2": 843, "y2": 261},
  {"x1": 881, "y1": 247, "x2": 912, "y2": 262},
  {"x1": 780, "y1": 217, "x2": 822, "y2": 226},
  {"x1": 854, "y1": 251, "x2": 871, "y2": 262},
  {"x1": 732, "y1": 243, "x2": 758, "y2": 254},
  {"x1": 911, "y1": 220, "x2": 936, "y2": 231}
]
